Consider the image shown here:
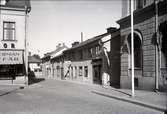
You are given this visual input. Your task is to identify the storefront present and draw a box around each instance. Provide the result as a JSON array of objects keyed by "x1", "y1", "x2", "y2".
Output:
[{"x1": 0, "y1": 50, "x2": 25, "y2": 79}]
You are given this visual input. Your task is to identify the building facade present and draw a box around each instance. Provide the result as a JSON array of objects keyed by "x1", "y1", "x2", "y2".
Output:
[
  {"x1": 41, "y1": 43, "x2": 68, "y2": 79},
  {"x1": 0, "y1": 0, "x2": 31, "y2": 83},
  {"x1": 117, "y1": 0, "x2": 167, "y2": 91},
  {"x1": 63, "y1": 28, "x2": 116, "y2": 86},
  {"x1": 28, "y1": 55, "x2": 42, "y2": 77}
]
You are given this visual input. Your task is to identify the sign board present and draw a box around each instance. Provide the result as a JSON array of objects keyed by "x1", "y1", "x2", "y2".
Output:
[{"x1": 0, "y1": 50, "x2": 23, "y2": 65}]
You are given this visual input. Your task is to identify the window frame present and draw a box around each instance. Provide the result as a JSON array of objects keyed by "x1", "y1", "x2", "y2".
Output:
[
  {"x1": 3, "y1": 21, "x2": 16, "y2": 41},
  {"x1": 84, "y1": 66, "x2": 88, "y2": 77},
  {"x1": 79, "y1": 66, "x2": 83, "y2": 76}
]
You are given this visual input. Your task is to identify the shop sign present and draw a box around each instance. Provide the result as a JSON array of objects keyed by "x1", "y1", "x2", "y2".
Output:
[{"x1": 0, "y1": 50, "x2": 23, "y2": 65}]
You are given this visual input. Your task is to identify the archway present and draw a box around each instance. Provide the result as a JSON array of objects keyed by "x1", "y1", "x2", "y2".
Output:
[{"x1": 127, "y1": 31, "x2": 143, "y2": 69}]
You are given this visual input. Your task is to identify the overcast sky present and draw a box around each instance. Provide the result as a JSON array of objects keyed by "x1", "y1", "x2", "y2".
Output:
[{"x1": 28, "y1": 0, "x2": 122, "y2": 57}]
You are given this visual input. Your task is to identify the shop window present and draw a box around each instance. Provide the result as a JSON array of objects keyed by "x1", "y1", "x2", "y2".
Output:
[
  {"x1": 84, "y1": 66, "x2": 88, "y2": 77},
  {"x1": 3, "y1": 22, "x2": 16, "y2": 41},
  {"x1": 79, "y1": 66, "x2": 83, "y2": 76}
]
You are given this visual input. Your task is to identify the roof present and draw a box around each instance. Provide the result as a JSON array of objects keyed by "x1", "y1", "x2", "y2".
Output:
[
  {"x1": 5, "y1": 0, "x2": 31, "y2": 12},
  {"x1": 28, "y1": 56, "x2": 41, "y2": 63},
  {"x1": 64, "y1": 32, "x2": 110, "y2": 52},
  {"x1": 42, "y1": 44, "x2": 68, "y2": 60},
  {"x1": 50, "y1": 45, "x2": 68, "y2": 55}
]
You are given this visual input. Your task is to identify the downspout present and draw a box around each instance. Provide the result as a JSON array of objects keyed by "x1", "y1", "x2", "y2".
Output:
[
  {"x1": 154, "y1": 0, "x2": 159, "y2": 91},
  {"x1": 24, "y1": 5, "x2": 29, "y2": 85}
]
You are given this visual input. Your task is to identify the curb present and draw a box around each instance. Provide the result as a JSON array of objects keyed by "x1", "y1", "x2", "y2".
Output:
[{"x1": 92, "y1": 90, "x2": 166, "y2": 112}]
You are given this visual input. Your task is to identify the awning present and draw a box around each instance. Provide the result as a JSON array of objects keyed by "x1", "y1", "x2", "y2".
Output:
[{"x1": 0, "y1": 50, "x2": 24, "y2": 65}]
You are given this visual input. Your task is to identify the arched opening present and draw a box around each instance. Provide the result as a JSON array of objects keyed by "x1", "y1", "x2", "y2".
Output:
[
  {"x1": 159, "y1": 21, "x2": 167, "y2": 91},
  {"x1": 127, "y1": 32, "x2": 143, "y2": 69},
  {"x1": 160, "y1": 22, "x2": 167, "y2": 67}
]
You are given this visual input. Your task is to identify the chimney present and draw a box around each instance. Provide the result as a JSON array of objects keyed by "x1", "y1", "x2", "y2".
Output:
[
  {"x1": 81, "y1": 32, "x2": 83, "y2": 42},
  {"x1": 72, "y1": 42, "x2": 79, "y2": 47},
  {"x1": 106, "y1": 27, "x2": 117, "y2": 34},
  {"x1": 56, "y1": 43, "x2": 61, "y2": 49}
]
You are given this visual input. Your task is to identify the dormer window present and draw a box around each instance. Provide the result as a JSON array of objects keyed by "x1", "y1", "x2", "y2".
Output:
[{"x1": 3, "y1": 21, "x2": 16, "y2": 41}]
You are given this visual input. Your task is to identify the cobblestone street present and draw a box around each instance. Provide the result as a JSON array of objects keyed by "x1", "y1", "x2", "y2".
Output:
[{"x1": 0, "y1": 79, "x2": 165, "y2": 114}]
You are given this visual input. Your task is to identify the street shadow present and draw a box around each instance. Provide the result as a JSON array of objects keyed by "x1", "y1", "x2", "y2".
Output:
[{"x1": 28, "y1": 77, "x2": 45, "y2": 85}]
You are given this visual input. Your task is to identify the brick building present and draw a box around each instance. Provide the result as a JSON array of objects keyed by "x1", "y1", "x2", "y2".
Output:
[{"x1": 117, "y1": 0, "x2": 167, "y2": 91}]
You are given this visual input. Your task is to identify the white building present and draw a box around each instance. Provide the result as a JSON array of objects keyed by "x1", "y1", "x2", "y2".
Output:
[{"x1": 0, "y1": 0, "x2": 31, "y2": 84}]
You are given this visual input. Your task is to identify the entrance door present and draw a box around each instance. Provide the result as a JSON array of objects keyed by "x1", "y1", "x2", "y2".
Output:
[{"x1": 93, "y1": 65, "x2": 102, "y2": 84}]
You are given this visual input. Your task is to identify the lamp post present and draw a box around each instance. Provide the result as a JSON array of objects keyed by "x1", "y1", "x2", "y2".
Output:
[{"x1": 131, "y1": 0, "x2": 135, "y2": 97}]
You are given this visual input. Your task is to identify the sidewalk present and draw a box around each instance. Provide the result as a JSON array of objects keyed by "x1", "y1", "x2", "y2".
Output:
[
  {"x1": 91, "y1": 86, "x2": 167, "y2": 112},
  {"x1": 0, "y1": 85, "x2": 23, "y2": 96},
  {"x1": 49, "y1": 78, "x2": 167, "y2": 112}
]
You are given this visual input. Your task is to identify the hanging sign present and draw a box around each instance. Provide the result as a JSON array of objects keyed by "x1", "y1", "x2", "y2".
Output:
[{"x1": 0, "y1": 50, "x2": 23, "y2": 65}]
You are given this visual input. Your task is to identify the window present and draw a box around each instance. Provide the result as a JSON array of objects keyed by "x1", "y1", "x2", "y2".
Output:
[
  {"x1": 143, "y1": 0, "x2": 146, "y2": 6},
  {"x1": 71, "y1": 66, "x2": 73, "y2": 78},
  {"x1": 95, "y1": 46, "x2": 100, "y2": 55},
  {"x1": 3, "y1": 22, "x2": 16, "y2": 41},
  {"x1": 135, "y1": 0, "x2": 143, "y2": 9},
  {"x1": 79, "y1": 50, "x2": 83, "y2": 60},
  {"x1": 128, "y1": 33, "x2": 142, "y2": 68},
  {"x1": 11, "y1": 43, "x2": 15, "y2": 48},
  {"x1": 84, "y1": 66, "x2": 88, "y2": 77},
  {"x1": 88, "y1": 48, "x2": 93, "y2": 58},
  {"x1": 79, "y1": 66, "x2": 83, "y2": 76},
  {"x1": 75, "y1": 66, "x2": 77, "y2": 78},
  {"x1": 57, "y1": 66, "x2": 60, "y2": 77},
  {"x1": 72, "y1": 52, "x2": 75, "y2": 60}
]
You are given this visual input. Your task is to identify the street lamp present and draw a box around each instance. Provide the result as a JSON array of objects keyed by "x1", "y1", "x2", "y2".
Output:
[{"x1": 131, "y1": 0, "x2": 135, "y2": 97}]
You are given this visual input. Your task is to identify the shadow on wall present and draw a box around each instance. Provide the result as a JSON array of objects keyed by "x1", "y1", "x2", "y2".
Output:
[{"x1": 28, "y1": 68, "x2": 45, "y2": 85}]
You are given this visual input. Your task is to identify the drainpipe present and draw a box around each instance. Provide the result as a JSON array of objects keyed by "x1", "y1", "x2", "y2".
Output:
[
  {"x1": 155, "y1": 0, "x2": 159, "y2": 91},
  {"x1": 25, "y1": 5, "x2": 29, "y2": 85}
]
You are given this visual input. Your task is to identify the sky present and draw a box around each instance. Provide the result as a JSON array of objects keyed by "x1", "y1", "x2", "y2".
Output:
[{"x1": 28, "y1": 0, "x2": 122, "y2": 57}]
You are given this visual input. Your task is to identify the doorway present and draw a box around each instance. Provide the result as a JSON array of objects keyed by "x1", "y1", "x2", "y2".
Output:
[{"x1": 93, "y1": 65, "x2": 102, "y2": 85}]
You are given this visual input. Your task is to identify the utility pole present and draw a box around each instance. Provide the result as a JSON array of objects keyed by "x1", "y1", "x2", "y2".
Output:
[{"x1": 131, "y1": 0, "x2": 135, "y2": 97}]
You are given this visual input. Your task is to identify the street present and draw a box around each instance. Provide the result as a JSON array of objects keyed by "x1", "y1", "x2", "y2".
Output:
[{"x1": 0, "y1": 79, "x2": 164, "y2": 114}]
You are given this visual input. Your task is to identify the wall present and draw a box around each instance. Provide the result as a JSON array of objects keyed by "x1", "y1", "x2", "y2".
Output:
[
  {"x1": 119, "y1": 4, "x2": 167, "y2": 90},
  {"x1": 64, "y1": 60, "x2": 93, "y2": 84},
  {"x1": 0, "y1": 9, "x2": 26, "y2": 50}
]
